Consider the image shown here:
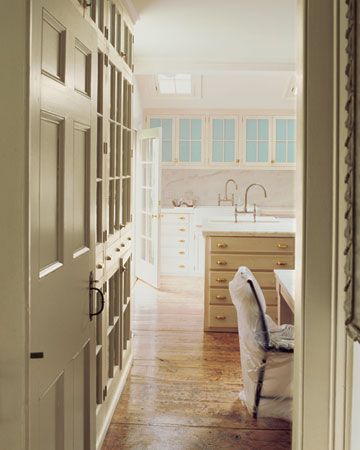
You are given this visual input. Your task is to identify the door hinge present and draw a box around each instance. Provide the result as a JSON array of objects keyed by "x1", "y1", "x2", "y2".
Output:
[
  {"x1": 30, "y1": 352, "x2": 44, "y2": 359},
  {"x1": 103, "y1": 230, "x2": 108, "y2": 242},
  {"x1": 103, "y1": 142, "x2": 108, "y2": 154},
  {"x1": 103, "y1": 385, "x2": 108, "y2": 400}
]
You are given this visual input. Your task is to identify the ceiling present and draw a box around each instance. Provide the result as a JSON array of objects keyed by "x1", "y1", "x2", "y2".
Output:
[{"x1": 131, "y1": 0, "x2": 297, "y2": 110}]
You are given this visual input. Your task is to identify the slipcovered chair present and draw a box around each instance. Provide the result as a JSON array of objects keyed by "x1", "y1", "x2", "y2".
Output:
[{"x1": 229, "y1": 266, "x2": 294, "y2": 421}]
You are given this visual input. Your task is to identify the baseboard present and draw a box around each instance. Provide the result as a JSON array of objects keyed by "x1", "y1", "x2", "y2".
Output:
[{"x1": 96, "y1": 353, "x2": 134, "y2": 450}]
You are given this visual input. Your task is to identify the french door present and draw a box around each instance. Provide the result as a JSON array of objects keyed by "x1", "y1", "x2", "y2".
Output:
[
  {"x1": 29, "y1": 0, "x2": 97, "y2": 448},
  {"x1": 135, "y1": 128, "x2": 162, "y2": 288}
]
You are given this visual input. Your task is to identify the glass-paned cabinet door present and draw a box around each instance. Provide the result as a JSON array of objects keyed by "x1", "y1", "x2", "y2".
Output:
[
  {"x1": 149, "y1": 117, "x2": 174, "y2": 163},
  {"x1": 274, "y1": 117, "x2": 296, "y2": 164},
  {"x1": 211, "y1": 117, "x2": 237, "y2": 164},
  {"x1": 244, "y1": 118, "x2": 270, "y2": 164},
  {"x1": 178, "y1": 118, "x2": 202, "y2": 163}
]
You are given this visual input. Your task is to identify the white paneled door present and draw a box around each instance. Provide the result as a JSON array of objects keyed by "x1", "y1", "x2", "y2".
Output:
[
  {"x1": 29, "y1": 0, "x2": 97, "y2": 449},
  {"x1": 135, "y1": 128, "x2": 162, "y2": 288}
]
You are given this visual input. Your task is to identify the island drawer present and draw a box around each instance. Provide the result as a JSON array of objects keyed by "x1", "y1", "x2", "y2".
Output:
[
  {"x1": 208, "y1": 305, "x2": 237, "y2": 328},
  {"x1": 209, "y1": 270, "x2": 276, "y2": 289},
  {"x1": 208, "y1": 287, "x2": 277, "y2": 306},
  {"x1": 209, "y1": 236, "x2": 294, "y2": 254},
  {"x1": 210, "y1": 254, "x2": 294, "y2": 271}
]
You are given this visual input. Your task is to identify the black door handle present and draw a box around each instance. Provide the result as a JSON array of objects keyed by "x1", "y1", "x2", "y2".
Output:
[{"x1": 89, "y1": 287, "x2": 105, "y2": 320}]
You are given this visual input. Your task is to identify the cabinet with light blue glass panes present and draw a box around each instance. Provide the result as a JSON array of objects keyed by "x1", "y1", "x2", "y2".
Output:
[
  {"x1": 211, "y1": 117, "x2": 238, "y2": 164},
  {"x1": 149, "y1": 117, "x2": 174, "y2": 163},
  {"x1": 244, "y1": 118, "x2": 270, "y2": 164},
  {"x1": 273, "y1": 117, "x2": 296, "y2": 164},
  {"x1": 178, "y1": 118, "x2": 203, "y2": 163}
]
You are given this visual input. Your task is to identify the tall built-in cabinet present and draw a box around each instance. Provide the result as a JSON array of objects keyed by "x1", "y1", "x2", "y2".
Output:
[{"x1": 83, "y1": 0, "x2": 134, "y2": 445}]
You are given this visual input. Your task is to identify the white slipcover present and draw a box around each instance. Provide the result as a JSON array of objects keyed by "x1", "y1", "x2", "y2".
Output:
[{"x1": 229, "y1": 266, "x2": 294, "y2": 421}]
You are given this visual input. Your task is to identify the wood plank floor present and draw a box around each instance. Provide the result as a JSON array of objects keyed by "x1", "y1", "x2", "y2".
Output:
[{"x1": 102, "y1": 276, "x2": 291, "y2": 450}]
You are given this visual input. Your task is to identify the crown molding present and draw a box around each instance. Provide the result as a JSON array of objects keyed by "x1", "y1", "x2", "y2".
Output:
[{"x1": 134, "y1": 57, "x2": 296, "y2": 75}]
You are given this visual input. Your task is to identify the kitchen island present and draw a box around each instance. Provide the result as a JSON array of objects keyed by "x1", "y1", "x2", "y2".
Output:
[{"x1": 202, "y1": 218, "x2": 296, "y2": 332}]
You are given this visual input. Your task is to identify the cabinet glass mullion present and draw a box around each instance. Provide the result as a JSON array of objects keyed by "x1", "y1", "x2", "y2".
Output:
[
  {"x1": 149, "y1": 117, "x2": 173, "y2": 162},
  {"x1": 245, "y1": 118, "x2": 270, "y2": 164},
  {"x1": 211, "y1": 118, "x2": 236, "y2": 163},
  {"x1": 274, "y1": 118, "x2": 296, "y2": 163},
  {"x1": 179, "y1": 118, "x2": 202, "y2": 163}
]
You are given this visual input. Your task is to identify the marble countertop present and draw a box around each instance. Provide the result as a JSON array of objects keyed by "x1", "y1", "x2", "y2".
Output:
[{"x1": 201, "y1": 217, "x2": 296, "y2": 237}]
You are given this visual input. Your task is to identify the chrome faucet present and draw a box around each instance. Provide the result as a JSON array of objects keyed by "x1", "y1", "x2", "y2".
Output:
[
  {"x1": 244, "y1": 183, "x2": 267, "y2": 213},
  {"x1": 218, "y1": 179, "x2": 238, "y2": 206},
  {"x1": 234, "y1": 183, "x2": 267, "y2": 223}
]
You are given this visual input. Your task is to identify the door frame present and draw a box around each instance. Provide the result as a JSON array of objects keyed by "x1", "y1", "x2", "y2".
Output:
[{"x1": 0, "y1": 1, "x2": 354, "y2": 449}]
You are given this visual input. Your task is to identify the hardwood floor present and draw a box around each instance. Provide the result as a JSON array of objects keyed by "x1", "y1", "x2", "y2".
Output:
[{"x1": 102, "y1": 276, "x2": 291, "y2": 450}]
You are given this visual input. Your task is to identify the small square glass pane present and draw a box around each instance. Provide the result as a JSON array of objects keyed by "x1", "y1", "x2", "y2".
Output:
[
  {"x1": 162, "y1": 141, "x2": 172, "y2": 162},
  {"x1": 162, "y1": 118, "x2": 172, "y2": 140},
  {"x1": 150, "y1": 118, "x2": 161, "y2": 128},
  {"x1": 287, "y1": 119, "x2": 296, "y2": 140},
  {"x1": 191, "y1": 141, "x2": 201, "y2": 162},
  {"x1": 179, "y1": 141, "x2": 190, "y2": 161},
  {"x1": 179, "y1": 119, "x2": 190, "y2": 140},
  {"x1": 191, "y1": 119, "x2": 202, "y2": 140},
  {"x1": 258, "y1": 142, "x2": 268, "y2": 162},
  {"x1": 276, "y1": 142, "x2": 287, "y2": 163},
  {"x1": 212, "y1": 141, "x2": 223, "y2": 162},
  {"x1": 287, "y1": 142, "x2": 296, "y2": 163},
  {"x1": 224, "y1": 142, "x2": 235, "y2": 162},
  {"x1": 224, "y1": 119, "x2": 235, "y2": 140},
  {"x1": 258, "y1": 119, "x2": 269, "y2": 140},
  {"x1": 212, "y1": 119, "x2": 223, "y2": 140},
  {"x1": 276, "y1": 119, "x2": 287, "y2": 140},
  {"x1": 246, "y1": 119, "x2": 257, "y2": 140},
  {"x1": 246, "y1": 141, "x2": 257, "y2": 162}
]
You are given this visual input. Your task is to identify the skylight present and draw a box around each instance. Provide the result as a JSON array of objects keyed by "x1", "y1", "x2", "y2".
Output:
[{"x1": 157, "y1": 74, "x2": 192, "y2": 95}]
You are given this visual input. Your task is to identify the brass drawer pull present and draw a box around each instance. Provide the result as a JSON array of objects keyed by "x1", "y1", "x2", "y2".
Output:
[
  {"x1": 216, "y1": 315, "x2": 226, "y2": 320},
  {"x1": 179, "y1": 228, "x2": 186, "y2": 231},
  {"x1": 179, "y1": 264, "x2": 185, "y2": 268},
  {"x1": 179, "y1": 239, "x2": 185, "y2": 243},
  {"x1": 276, "y1": 261, "x2": 287, "y2": 266},
  {"x1": 216, "y1": 295, "x2": 227, "y2": 300},
  {"x1": 277, "y1": 244, "x2": 288, "y2": 249},
  {"x1": 106, "y1": 256, "x2": 112, "y2": 261},
  {"x1": 179, "y1": 216, "x2": 186, "y2": 220},
  {"x1": 217, "y1": 243, "x2": 228, "y2": 248},
  {"x1": 96, "y1": 263, "x2": 104, "y2": 269},
  {"x1": 216, "y1": 278, "x2": 227, "y2": 283},
  {"x1": 179, "y1": 251, "x2": 185, "y2": 255},
  {"x1": 216, "y1": 260, "x2": 227, "y2": 266},
  {"x1": 116, "y1": 247, "x2": 121, "y2": 252}
]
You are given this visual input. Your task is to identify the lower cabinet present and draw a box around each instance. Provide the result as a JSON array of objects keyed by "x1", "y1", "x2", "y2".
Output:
[
  {"x1": 94, "y1": 230, "x2": 133, "y2": 447},
  {"x1": 204, "y1": 234, "x2": 295, "y2": 332}
]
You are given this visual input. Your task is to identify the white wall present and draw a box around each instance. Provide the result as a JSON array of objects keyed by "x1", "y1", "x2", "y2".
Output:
[{"x1": 161, "y1": 168, "x2": 295, "y2": 208}]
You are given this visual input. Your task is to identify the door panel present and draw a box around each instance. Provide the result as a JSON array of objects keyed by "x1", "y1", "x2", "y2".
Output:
[
  {"x1": 30, "y1": 0, "x2": 97, "y2": 449},
  {"x1": 135, "y1": 128, "x2": 161, "y2": 288}
]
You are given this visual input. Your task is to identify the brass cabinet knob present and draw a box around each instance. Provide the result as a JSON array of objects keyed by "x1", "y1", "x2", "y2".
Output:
[
  {"x1": 116, "y1": 247, "x2": 121, "y2": 252},
  {"x1": 217, "y1": 243, "x2": 228, "y2": 248},
  {"x1": 121, "y1": 243, "x2": 125, "y2": 247},
  {"x1": 106, "y1": 256, "x2": 112, "y2": 261},
  {"x1": 96, "y1": 263, "x2": 104, "y2": 269},
  {"x1": 216, "y1": 278, "x2": 227, "y2": 283},
  {"x1": 216, "y1": 315, "x2": 226, "y2": 320},
  {"x1": 127, "y1": 236, "x2": 132, "y2": 240},
  {"x1": 216, "y1": 295, "x2": 227, "y2": 300},
  {"x1": 179, "y1": 228, "x2": 186, "y2": 232},
  {"x1": 179, "y1": 264, "x2": 185, "y2": 268},
  {"x1": 276, "y1": 261, "x2": 287, "y2": 266},
  {"x1": 216, "y1": 260, "x2": 227, "y2": 266},
  {"x1": 179, "y1": 251, "x2": 185, "y2": 255},
  {"x1": 277, "y1": 243, "x2": 288, "y2": 249},
  {"x1": 179, "y1": 216, "x2": 185, "y2": 220},
  {"x1": 179, "y1": 239, "x2": 185, "y2": 243}
]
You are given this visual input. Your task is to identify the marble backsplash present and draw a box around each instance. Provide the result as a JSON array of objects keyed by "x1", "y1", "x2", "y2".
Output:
[{"x1": 161, "y1": 169, "x2": 295, "y2": 208}]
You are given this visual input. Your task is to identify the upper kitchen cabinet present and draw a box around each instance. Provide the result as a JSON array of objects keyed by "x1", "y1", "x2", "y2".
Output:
[
  {"x1": 147, "y1": 113, "x2": 296, "y2": 169},
  {"x1": 210, "y1": 117, "x2": 238, "y2": 165},
  {"x1": 274, "y1": 117, "x2": 296, "y2": 164},
  {"x1": 244, "y1": 117, "x2": 270, "y2": 165}
]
